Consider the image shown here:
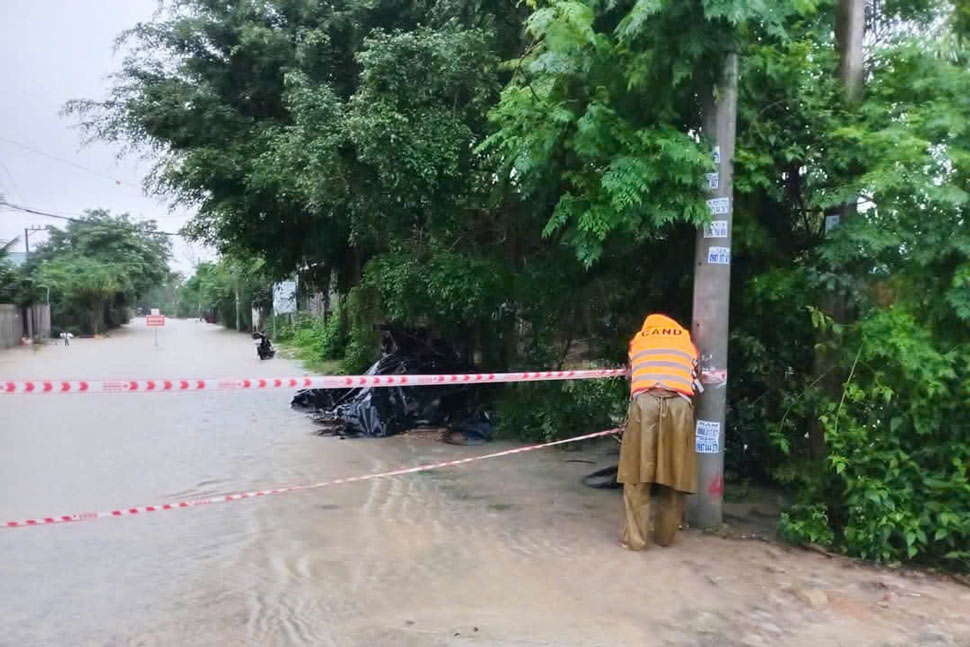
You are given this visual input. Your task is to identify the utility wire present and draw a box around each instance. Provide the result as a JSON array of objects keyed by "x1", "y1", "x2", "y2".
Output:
[
  {"x1": 0, "y1": 200, "x2": 182, "y2": 237},
  {"x1": 0, "y1": 161, "x2": 25, "y2": 203},
  {"x1": 0, "y1": 134, "x2": 189, "y2": 221},
  {"x1": 0, "y1": 134, "x2": 142, "y2": 190}
]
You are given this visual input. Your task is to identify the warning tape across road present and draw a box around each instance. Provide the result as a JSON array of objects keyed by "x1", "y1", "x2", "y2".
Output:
[
  {"x1": 2, "y1": 428, "x2": 620, "y2": 529},
  {"x1": 1, "y1": 368, "x2": 626, "y2": 395}
]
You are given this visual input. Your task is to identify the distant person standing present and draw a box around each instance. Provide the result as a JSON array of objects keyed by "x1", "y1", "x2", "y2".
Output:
[{"x1": 619, "y1": 314, "x2": 700, "y2": 550}]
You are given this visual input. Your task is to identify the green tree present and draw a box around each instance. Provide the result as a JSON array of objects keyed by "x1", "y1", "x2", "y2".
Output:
[
  {"x1": 69, "y1": 0, "x2": 970, "y2": 571},
  {"x1": 776, "y1": 33, "x2": 970, "y2": 570},
  {"x1": 137, "y1": 271, "x2": 183, "y2": 316},
  {"x1": 176, "y1": 256, "x2": 271, "y2": 329},
  {"x1": 67, "y1": 0, "x2": 527, "y2": 286},
  {"x1": 0, "y1": 237, "x2": 22, "y2": 302},
  {"x1": 25, "y1": 210, "x2": 171, "y2": 334}
]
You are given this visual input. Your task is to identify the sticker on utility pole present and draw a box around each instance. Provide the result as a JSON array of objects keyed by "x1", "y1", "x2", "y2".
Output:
[
  {"x1": 700, "y1": 367, "x2": 728, "y2": 385},
  {"x1": 695, "y1": 420, "x2": 720, "y2": 454},
  {"x1": 703, "y1": 220, "x2": 728, "y2": 239},
  {"x1": 706, "y1": 197, "x2": 730, "y2": 215},
  {"x1": 712, "y1": 147, "x2": 721, "y2": 165},
  {"x1": 705, "y1": 172, "x2": 719, "y2": 190},
  {"x1": 707, "y1": 246, "x2": 731, "y2": 265}
]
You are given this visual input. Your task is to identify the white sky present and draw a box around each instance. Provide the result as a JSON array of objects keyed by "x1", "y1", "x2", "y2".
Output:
[{"x1": 0, "y1": 0, "x2": 212, "y2": 274}]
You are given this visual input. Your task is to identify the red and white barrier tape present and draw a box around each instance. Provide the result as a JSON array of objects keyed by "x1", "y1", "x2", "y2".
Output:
[
  {"x1": 2, "y1": 428, "x2": 620, "y2": 529},
  {"x1": 0, "y1": 368, "x2": 626, "y2": 395}
]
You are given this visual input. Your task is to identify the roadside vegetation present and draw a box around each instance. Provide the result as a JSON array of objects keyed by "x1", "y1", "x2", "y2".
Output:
[
  {"x1": 174, "y1": 257, "x2": 271, "y2": 330},
  {"x1": 263, "y1": 314, "x2": 344, "y2": 373},
  {"x1": 3, "y1": 210, "x2": 171, "y2": 335},
  {"x1": 0, "y1": 238, "x2": 19, "y2": 303},
  {"x1": 70, "y1": 0, "x2": 970, "y2": 572}
]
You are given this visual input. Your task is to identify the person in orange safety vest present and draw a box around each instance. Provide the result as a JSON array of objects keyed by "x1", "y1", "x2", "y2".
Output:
[{"x1": 618, "y1": 313, "x2": 701, "y2": 550}]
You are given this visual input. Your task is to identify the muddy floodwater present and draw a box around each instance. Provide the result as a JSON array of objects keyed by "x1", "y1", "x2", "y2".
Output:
[{"x1": 1, "y1": 319, "x2": 968, "y2": 646}]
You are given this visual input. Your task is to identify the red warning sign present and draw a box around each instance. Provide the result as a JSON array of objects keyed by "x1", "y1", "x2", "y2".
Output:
[{"x1": 146, "y1": 315, "x2": 165, "y2": 327}]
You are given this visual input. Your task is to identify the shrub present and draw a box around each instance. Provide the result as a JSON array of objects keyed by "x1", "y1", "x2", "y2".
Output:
[
  {"x1": 781, "y1": 309, "x2": 970, "y2": 571},
  {"x1": 495, "y1": 378, "x2": 627, "y2": 443}
]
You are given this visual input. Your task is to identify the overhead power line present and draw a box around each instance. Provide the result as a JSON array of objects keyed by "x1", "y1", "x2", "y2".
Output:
[
  {"x1": 0, "y1": 134, "x2": 142, "y2": 190},
  {"x1": 0, "y1": 161, "x2": 25, "y2": 202},
  {"x1": 0, "y1": 200, "x2": 182, "y2": 237}
]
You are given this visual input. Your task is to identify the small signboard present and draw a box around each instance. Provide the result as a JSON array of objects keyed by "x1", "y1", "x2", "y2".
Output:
[
  {"x1": 700, "y1": 367, "x2": 728, "y2": 385},
  {"x1": 273, "y1": 280, "x2": 298, "y2": 315},
  {"x1": 703, "y1": 220, "x2": 729, "y2": 239},
  {"x1": 150, "y1": 308, "x2": 160, "y2": 316},
  {"x1": 706, "y1": 197, "x2": 731, "y2": 216},
  {"x1": 146, "y1": 315, "x2": 165, "y2": 327},
  {"x1": 695, "y1": 420, "x2": 721, "y2": 454},
  {"x1": 707, "y1": 246, "x2": 731, "y2": 265}
]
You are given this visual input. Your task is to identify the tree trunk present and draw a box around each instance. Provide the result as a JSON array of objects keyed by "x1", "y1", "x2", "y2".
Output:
[
  {"x1": 809, "y1": 0, "x2": 866, "y2": 459},
  {"x1": 835, "y1": 0, "x2": 864, "y2": 228}
]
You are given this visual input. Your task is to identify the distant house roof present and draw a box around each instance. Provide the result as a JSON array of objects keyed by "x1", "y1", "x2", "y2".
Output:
[{"x1": 6, "y1": 251, "x2": 27, "y2": 267}]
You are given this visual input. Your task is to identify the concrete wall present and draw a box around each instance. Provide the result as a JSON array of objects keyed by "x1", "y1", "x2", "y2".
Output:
[
  {"x1": 0, "y1": 304, "x2": 24, "y2": 348},
  {"x1": 28, "y1": 303, "x2": 51, "y2": 340},
  {"x1": 0, "y1": 304, "x2": 51, "y2": 346}
]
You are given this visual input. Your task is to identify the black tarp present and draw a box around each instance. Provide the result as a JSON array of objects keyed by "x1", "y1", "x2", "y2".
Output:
[{"x1": 291, "y1": 327, "x2": 493, "y2": 440}]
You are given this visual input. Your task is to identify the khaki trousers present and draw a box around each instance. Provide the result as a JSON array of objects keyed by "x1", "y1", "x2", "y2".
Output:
[{"x1": 621, "y1": 482, "x2": 685, "y2": 550}]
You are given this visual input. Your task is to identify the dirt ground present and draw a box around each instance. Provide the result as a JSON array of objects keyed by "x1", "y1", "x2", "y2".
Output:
[{"x1": 1, "y1": 319, "x2": 968, "y2": 646}]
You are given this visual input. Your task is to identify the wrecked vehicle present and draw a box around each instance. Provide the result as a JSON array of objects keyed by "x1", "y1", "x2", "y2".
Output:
[{"x1": 291, "y1": 326, "x2": 493, "y2": 443}]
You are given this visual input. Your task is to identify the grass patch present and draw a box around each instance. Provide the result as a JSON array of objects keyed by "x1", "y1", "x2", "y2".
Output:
[{"x1": 277, "y1": 344, "x2": 341, "y2": 374}]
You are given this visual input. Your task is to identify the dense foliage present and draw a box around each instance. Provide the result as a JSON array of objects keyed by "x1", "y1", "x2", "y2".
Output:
[
  {"x1": 0, "y1": 238, "x2": 20, "y2": 303},
  {"x1": 76, "y1": 0, "x2": 970, "y2": 571},
  {"x1": 174, "y1": 257, "x2": 271, "y2": 329},
  {"x1": 137, "y1": 273, "x2": 183, "y2": 317},
  {"x1": 17, "y1": 211, "x2": 171, "y2": 334},
  {"x1": 770, "y1": 34, "x2": 970, "y2": 571}
]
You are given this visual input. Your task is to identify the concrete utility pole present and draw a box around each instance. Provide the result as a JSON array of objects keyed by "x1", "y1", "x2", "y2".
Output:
[
  {"x1": 689, "y1": 50, "x2": 738, "y2": 529},
  {"x1": 836, "y1": 0, "x2": 866, "y2": 104},
  {"x1": 24, "y1": 229, "x2": 33, "y2": 338},
  {"x1": 235, "y1": 281, "x2": 241, "y2": 331},
  {"x1": 22, "y1": 226, "x2": 44, "y2": 341},
  {"x1": 22, "y1": 225, "x2": 44, "y2": 259}
]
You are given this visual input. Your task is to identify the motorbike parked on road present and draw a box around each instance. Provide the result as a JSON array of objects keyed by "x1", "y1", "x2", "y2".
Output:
[{"x1": 252, "y1": 331, "x2": 276, "y2": 360}]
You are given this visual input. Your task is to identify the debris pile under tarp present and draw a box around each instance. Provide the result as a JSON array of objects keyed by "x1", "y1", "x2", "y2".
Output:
[{"x1": 291, "y1": 326, "x2": 493, "y2": 442}]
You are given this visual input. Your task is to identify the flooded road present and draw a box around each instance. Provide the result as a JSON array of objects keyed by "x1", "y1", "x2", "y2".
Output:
[{"x1": 1, "y1": 319, "x2": 969, "y2": 646}]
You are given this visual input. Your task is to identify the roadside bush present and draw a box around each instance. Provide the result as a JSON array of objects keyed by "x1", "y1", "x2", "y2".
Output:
[
  {"x1": 273, "y1": 289, "x2": 378, "y2": 373},
  {"x1": 339, "y1": 288, "x2": 381, "y2": 374},
  {"x1": 779, "y1": 503, "x2": 835, "y2": 547},
  {"x1": 495, "y1": 378, "x2": 627, "y2": 443},
  {"x1": 272, "y1": 312, "x2": 341, "y2": 368},
  {"x1": 288, "y1": 314, "x2": 344, "y2": 360},
  {"x1": 781, "y1": 310, "x2": 970, "y2": 572}
]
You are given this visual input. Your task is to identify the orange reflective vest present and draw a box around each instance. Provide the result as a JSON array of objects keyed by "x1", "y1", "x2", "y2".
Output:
[{"x1": 629, "y1": 314, "x2": 699, "y2": 397}]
